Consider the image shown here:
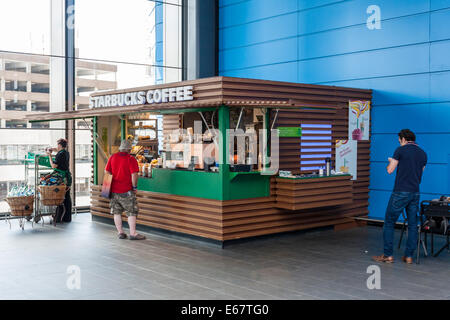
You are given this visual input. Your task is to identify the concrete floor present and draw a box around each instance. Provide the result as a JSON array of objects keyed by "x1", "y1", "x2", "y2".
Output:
[{"x1": 0, "y1": 213, "x2": 449, "y2": 300}]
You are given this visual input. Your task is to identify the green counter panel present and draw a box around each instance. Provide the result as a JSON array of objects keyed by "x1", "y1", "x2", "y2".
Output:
[
  {"x1": 227, "y1": 173, "x2": 271, "y2": 199},
  {"x1": 137, "y1": 168, "x2": 271, "y2": 200},
  {"x1": 137, "y1": 168, "x2": 221, "y2": 200}
]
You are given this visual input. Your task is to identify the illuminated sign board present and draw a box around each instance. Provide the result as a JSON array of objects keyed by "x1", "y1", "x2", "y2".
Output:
[{"x1": 89, "y1": 85, "x2": 194, "y2": 108}]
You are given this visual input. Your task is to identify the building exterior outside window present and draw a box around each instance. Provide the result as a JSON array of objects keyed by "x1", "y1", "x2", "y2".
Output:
[{"x1": 0, "y1": 0, "x2": 182, "y2": 213}]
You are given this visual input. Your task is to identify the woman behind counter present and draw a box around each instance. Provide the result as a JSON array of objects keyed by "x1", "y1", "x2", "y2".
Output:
[{"x1": 46, "y1": 138, "x2": 72, "y2": 223}]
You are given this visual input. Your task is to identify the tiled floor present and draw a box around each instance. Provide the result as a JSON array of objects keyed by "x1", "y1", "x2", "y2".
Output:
[{"x1": 0, "y1": 213, "x2": 449, "y2": 300}]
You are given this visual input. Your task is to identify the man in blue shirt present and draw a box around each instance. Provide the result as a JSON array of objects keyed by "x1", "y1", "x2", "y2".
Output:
[{"x1": 373, "y1": 129, "x2": 427, "y2": 264}]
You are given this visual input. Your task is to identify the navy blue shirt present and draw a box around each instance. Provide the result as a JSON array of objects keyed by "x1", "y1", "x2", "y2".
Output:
[
  {"x1": 392, "y1": 143, "x2": 427, "y2": 193},
  {"x1": 54, "y1": 149, "x2": 70, "y2": 171}
]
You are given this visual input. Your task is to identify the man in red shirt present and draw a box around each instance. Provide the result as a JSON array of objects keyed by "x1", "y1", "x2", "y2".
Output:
[{"x1": 105, "y1": 139, "x2": 146, "y2": 240}]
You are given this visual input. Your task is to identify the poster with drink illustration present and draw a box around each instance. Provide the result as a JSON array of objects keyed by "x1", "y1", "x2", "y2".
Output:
[
  {"x1": 335, "y1": 139, "x2": 357, "y2": 180},
  {"x1": 349, "y1": 100, "x2": 370, "y2": 141}
]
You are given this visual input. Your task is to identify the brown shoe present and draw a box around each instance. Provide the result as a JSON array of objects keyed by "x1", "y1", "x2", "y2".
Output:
[
  {"x1": 118, "y1": 233, "x2": 127, "y2": 239},
  {"x1": 372, "y1": 254, "x2": 394, "y2": 263},
  {"x1": 402, "y1": 256, "x2": 413, "y2": 264},
  {"x1": 129, "y1": 233, "x2": 146, "y2": 240}
]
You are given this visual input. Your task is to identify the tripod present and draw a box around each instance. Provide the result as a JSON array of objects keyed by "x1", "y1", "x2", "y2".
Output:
[{"x1": 398, "y1": 211, "x2": 428, "y2": 264}]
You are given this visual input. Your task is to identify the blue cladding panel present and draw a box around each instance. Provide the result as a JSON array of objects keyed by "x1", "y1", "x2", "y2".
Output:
[
  {"x1": 221, "y1": 61, "x2": 298, "y2": 82},
  {"x1": 431, "y1": 0, "x2": 450, "y2": 10},
  {"x1": 220, "y1": 0, "x2": 249, "y2": 8},
  {"x1": 448, "y1": 154, "x2": 450, "y2": 193},
  {"x1": 370, "y1": 162, "x2": 448, "y2": 195},
  {"x1": 297, "y1": 0, "x2": 430, "y2": 36},
  {"x1": 429, "y1": 103, "x2": 450, "y2": 133},
  {"x1": 219, "y1": 38, "x2": 297, "y2": 71},
  {"x1": 430, "y1": 8, "x2": 450, "y2": 41},
  {"x1": 220, "y1": 0, "x2": 297, "y2": 28},
  {"x1": 155, "y1": 3, "x2": 164, "y2": 84},
  {"x1": 219, "y1": 0, "x2": 450, "y2": 220},
  {"x1": 371, "y1": 103, "x2": 450, "y2": 135},
  {"x1": 369, "y1": 190, "x2": 445, "y2": 220},
  {"x1": 420, "y1": 164, "x2": 449, "y2": 194},
  {"x1": 430, "y1": 40, "x2": 450, "y2": 71},
  {"x1": 298, "y1": 13, "x2": 430, "y2": 60},
  {"x1": 430, "y1": 71, "x2": 450, "y2": 102},
  {"x1": 320, "y1": 74, "x2": 431, "y2": 106},
  {"x1": 371, "y1": 104, "x2": 430, "y2": 134},
  {"x1": 370, "y1": 162, "x2": 397, "y2": 191},
  {"x1": 220, "y1": 13, "x2": 298, "y2": 50},
  {"x1": 298, "y1": 44, "x2": 430, "y2": 83},
  {"x1": 368, "y1": 190, "x2": 390, "y2": 220},
  {"x1": 371, "y1": 133, "x2": 450, "y2": 164},
  {"x1": 297, "y1": 0, "x2": 345, "y2": 10},
  {"x1": 155, "y1": 3, "x2": 164, "y2": 23}
]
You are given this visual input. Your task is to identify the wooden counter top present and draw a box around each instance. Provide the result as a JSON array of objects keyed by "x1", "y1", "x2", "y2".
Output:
[{"x1": 275, "y1": 174, "x2": 353, "y2": 210}]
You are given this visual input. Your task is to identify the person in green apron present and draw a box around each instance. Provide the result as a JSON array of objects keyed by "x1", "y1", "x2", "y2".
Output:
[{"x1": 47, "y1": 138, "x2": 72, "y2": 223}]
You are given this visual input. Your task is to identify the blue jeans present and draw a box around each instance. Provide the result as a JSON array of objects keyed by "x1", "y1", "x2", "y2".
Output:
[{"x1": 383, "y1": 191, "x2": 420, "y2": 257}]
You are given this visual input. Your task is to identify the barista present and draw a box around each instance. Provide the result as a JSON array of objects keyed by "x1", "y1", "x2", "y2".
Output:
[{"x1": 46, "y1": 138, "x2": 72, "y2": 223}]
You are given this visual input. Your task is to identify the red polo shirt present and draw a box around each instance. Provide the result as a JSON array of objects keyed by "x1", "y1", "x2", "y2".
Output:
[{"x1": 105, "y1": 152, "x2": 139, "y2": 193}]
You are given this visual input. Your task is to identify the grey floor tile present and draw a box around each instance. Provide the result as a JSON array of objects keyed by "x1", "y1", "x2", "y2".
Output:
[{"x1": 1, "y1": 213, "x2": 450, "y2": 299}]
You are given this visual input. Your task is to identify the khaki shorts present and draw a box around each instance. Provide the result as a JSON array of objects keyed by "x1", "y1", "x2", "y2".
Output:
[{"x1": 109, "y1": 192, "x2": 138, "y2": 217}]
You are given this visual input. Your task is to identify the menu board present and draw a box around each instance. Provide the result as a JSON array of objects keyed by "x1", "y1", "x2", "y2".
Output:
[
  {"x1": 335, "y1": 139, "x2": 357, "y2": 180},
  {"x1": 349, "y1": 100, "x2": 370, "y2": 141}
]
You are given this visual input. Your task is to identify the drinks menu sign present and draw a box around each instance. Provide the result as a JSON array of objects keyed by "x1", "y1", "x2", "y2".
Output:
[
  {"x1": 335, "y1": 139, "x2": 357, "y2": 180},
  {"x1": 348, "y1": 100, "x2": 370, "y2": 141}
]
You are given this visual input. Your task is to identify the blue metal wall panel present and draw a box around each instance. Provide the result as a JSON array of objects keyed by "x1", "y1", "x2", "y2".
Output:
[
  {"x1": 219, "y1": 37, "x2": 298, "y2": 71},
  {"x1": 429, "y1": 102, "x2": 450, "y2": 132},
  {"x1": 298, "y1": 14, "x2": 430, "y2": 60},
  {"x1": 431, "y1": 0, "x2": 450, "y2": 10},
  {"x1": 430, "y1": 40, "x2": 450, "y2": 71},
  {"x1": 297, "y1": 0, "x2": 347, "y2": 11},
  {"x1": 371, "y1": 104, "x2": 430, "y2": 134},
  {"x1": 221, "y1": 61, "x2": 298, "y2": 82},
  {"x1": 430, "y1": 71, "x2": 450, "y2": 102},
  {"x1": 371, "y1": 133, "x2": 450, "y2": 164},
  {"x1": 320, "y1": 74, "x2": 431, "y2": 105},
  {"x1": 430, "y1": 8, "x2": 450, "y2": 40},
  {"x1": 371, "y1": 103, "x2": 450, "y2": 135},
  {"x1": 220, "y1": 0, "x2": 249, "y2": 8},
  {"x1": 220, "y1": 0, "x2": 297, "y2": 28},
  {"x1": 219, "y1": 0, "x2": 450, "y2": 220},
  {"x1": 298, "y1": 43, "x2": 430, "y2": 83},
  {"x1": 220, "y1": 12, "x2": 298, "y2": 49},
  {"x1": 155, "y1": 2, "x2": 164, "y2": 84},
  {"x1": 297, "y1": 0, "x2": 430, "y2": 36}
]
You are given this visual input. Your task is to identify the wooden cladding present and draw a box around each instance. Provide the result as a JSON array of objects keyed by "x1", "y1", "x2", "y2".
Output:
[
  {"x1": 90, "y1": 185, "x2": 360, "y2": 241},
  {"x1": 275, "y1": 175, "x2": 353, "y2": 210},
  {"x1": 91, "y1": 185, "x2": 277, "y2": 241},
  {"x1": 26, "y1": 76, "x2": 372, "y2": 122}
]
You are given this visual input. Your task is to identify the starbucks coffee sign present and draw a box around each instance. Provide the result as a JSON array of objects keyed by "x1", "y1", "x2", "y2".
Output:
[{"x1": 89, "y1": 85, "x2": 194, "y2": 108}]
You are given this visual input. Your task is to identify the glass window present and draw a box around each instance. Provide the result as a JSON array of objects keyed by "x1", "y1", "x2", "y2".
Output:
[
  {"x1": 6, "y1": 100, "x2": 27, "y2": 111},
  {"x1": 5, "y1": 80, "x2": 27, "y2": 92},
  {"x1": 0, "y1": 0, "x2": 51, "y2": 55},
  {"x1": 73, "y1": 0, "x2": 183, "y2": 206},
  {"x1": 0, "y1": 0, "x2": 183, "y2": 212},
  {"x1": 5, "y1": 121, "x2": 27, "y2": 128}
]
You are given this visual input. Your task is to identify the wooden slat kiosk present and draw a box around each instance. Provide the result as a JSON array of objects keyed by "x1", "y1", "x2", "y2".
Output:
[{"x1": 26, "y1": 76, "x2": 372, "y2": 244}]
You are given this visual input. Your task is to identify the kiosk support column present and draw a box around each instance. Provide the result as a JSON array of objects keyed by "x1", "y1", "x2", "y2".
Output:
[{"x1": 218, "y1": 105, "x2": 230, "y2": 200}]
